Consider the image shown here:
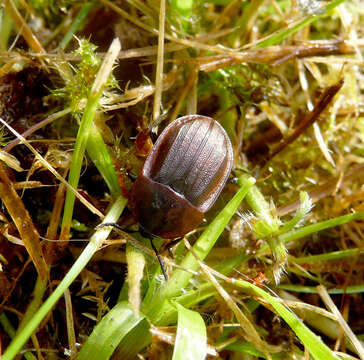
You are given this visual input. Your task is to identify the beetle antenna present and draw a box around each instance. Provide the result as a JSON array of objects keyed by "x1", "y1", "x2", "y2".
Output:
[{"x1": 149, "y1": 238, "x2": 168, "y2": 281}]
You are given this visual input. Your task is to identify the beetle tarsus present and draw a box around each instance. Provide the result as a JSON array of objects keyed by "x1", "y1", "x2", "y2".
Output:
[{"x1": 150, "y1": 238, "x2": 168, "y2": 281}]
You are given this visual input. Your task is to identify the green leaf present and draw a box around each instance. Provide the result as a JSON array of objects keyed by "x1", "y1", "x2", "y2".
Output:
[
  {"x1": 78, "y1": 302, "x2": 150, "y2": 360},
  {"x1": 172, "y1": 303, "x2": 207, "y2": 360}
]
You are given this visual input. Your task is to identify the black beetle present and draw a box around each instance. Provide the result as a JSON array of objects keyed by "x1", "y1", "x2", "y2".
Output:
[
  {"x1": 101, "y1": 115, "x2": 233, "y2": 279},
  {"x1": 130, "y1": 114, "x2": 233, "y2": 238}
]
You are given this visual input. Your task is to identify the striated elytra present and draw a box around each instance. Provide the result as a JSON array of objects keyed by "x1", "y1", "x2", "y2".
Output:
[{"x1": 130, "y1": 115, "x2": 233, "y2": 239}]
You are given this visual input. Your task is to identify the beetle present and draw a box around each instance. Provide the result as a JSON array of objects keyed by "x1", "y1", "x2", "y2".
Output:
[
  {"x1": 101, "y1": 115, "x2": 233, "y2": 279},
  {"x1": 130, "y1": 114, "x2": 233, "y2": 239}
]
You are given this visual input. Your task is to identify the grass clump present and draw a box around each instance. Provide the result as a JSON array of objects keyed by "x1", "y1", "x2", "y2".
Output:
[{"x1": 0, "y1": 0, "x2": 363, "y2": 359}]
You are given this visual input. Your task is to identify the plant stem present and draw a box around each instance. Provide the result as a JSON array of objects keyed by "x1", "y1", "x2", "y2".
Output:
[{"x1": 60, "y1": 38, "x2": 121, "y2": 239}]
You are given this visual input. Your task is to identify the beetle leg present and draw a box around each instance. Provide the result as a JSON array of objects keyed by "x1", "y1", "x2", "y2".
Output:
[
  {"x1": 98, "y1": 223, "x2": 169, "y2": 280},
  {"x1": 160, "y1": 238, "x2": 183, "y2": 257},
  {"x1": 149, "y1": 238, "x2": 168, "y2": 281}
]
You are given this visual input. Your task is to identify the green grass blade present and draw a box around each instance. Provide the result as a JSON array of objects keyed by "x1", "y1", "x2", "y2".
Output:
[
  {"x1": 278, "y1": 212, "x2": 364, "y2": 245},
  {"x1": 172, "y1": 303, "x2": 207, "y2": 360},
  {"x1": 257, "y1": 0, "x2": 348, "y2": 47},
  {"x1": 0, "y1": 8, "x2": 13, "y2": 51},
  {"x1": 144, "y1": 283, "x2": 217, "y2": 326},
  {"x1": 61, "y1": 38, "x2": 121, "y2": 238},
  {"x1": 78, "y1": 302, "x2": 149, "y2": 360},
  {"x1": 111, "y1": 313, "x2": 151, "y2": 360},
  {"x1": 232, "y1": 279, "x2": 339, "y2": 360},
  {"x1": 293, "y1": 248, "x2": 364, "y2": 263},
  {"x1": 223, "y1": 341, "x2": 286, "y2": 359},
  {"x1": 278, "y1": 284, "x2": 364, "y2": 294},
  {"x1": 0, "y1": 314, "x2": 36, "y2": 360},
  {"x1": 254, "y1": 212, "x2": 364, "y2": 257},
  {"x1": 86, "y1": 123, "x2": 121, "y2": 198},
  {"x1": 293, "y1": 248, "x2": 364, "y2": 264},
  {"x1": 60, "y1": 2, "x2": 95, "y2": 50}
]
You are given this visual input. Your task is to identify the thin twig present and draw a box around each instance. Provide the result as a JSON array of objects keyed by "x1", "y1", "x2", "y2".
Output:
[{"x1": 265, "y1": 79, "x2": 344, "y2": 164}]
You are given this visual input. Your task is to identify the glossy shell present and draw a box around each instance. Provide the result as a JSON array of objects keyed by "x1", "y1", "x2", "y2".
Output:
[{"x1": 130, "y1": 115, "x2": 233, "y2": 238}]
